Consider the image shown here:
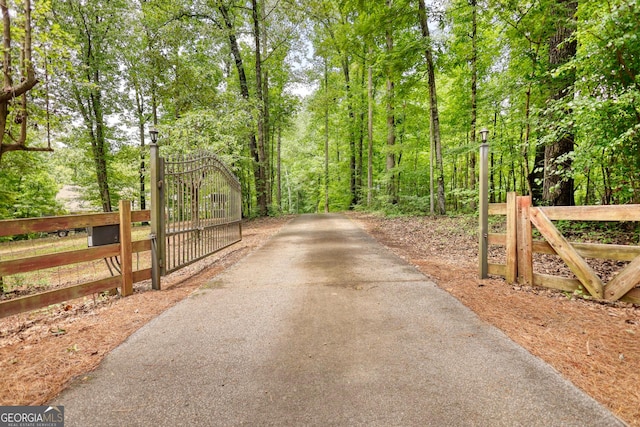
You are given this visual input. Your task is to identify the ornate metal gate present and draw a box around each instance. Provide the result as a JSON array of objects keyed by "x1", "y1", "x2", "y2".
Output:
[{"x1": 150, "y1": 142, "x2": 242, "y2": 289}]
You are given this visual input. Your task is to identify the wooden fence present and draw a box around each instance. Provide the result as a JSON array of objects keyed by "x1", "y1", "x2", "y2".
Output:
[
  {"x1": 0, "y1": 200, "x2": 151, "y2": 319},
  {"x1": 485, "y1": 192, "x2": 640, "y2": 305}
]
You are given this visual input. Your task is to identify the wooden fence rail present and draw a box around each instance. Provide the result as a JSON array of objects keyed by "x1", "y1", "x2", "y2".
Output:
[
  {"x1": 486, "y1": 192, "x2": 640, "y2": 305},
  {"x1": 0, "y1": 201, "x2": 151, "y2": 319}
]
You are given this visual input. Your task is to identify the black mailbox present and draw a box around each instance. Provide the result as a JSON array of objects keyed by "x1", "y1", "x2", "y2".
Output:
[{"x1": 88, "y1": 224, "x2": 120, "y2": 247}]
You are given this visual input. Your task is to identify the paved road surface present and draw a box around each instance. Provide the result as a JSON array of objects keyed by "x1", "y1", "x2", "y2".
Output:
[{"x1": 53, "y1": 214, "x2": 624, "y2": 426}]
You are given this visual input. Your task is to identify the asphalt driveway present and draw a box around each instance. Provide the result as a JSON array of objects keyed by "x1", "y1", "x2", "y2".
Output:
[{"x1": 53, "y1": 214, "x2": 624, "y2": 426}]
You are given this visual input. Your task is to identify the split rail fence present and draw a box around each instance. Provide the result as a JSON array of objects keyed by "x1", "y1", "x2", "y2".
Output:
[
  {"x1": 0, "y1": 200, "x2": 150, "y2": 319},
  {"x1": 484, "y1": 192, "x2": 640, "y2": 305},
  {"x1": 0, "y1": 143, "x2": 243, "y2": 319}
]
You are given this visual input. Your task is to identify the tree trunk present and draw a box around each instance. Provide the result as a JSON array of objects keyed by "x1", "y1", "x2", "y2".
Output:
[
  {"x1": 324, "y1": 57, "x2": 330, "y2": 213},
  {"x1": 543, "y1": 0, "x2": 577, "y2": 206},
  {"x1": 252, "y1": 0, "x2": 269, "y2": 215},
  {"x1": 357, "y1": 53, "x2": 366, "y2": 204},
  {"x1": 220, "y1": 3, "x2": 266, "y2": 216},
  {"x1": 522, "y1": 40, "x2": 543, "y2": 202},
  {"x1": 260, "y1": 0, "x2": 271, "y2": 208},
  {"x1": 75, "y1": 65, "x2": 112, "y2": 213},
  {"x1": 367, "y1": 48, "x2": 374, "y2": 207},
  {"x1": 418, "y1": 0, "x2": 445, "y2": 214},
  {"x1": 468, "y1": 0, "x2": 478, "y2": 211},
  {"x1": 0, "y1": 0, "x2": 49, "y2": 165},
  {"x1": 135, "y1": 85, "x2": 146, "y2": 211},
  {"x1": 385, "y1": 1, "x2": 397, "y2": 205},
  {"x1": 341, "y1": 54, "x2": 357, "y2": 208},
  {"x1": 277, "y1": 126, "x2": 282, "y2": 211}
]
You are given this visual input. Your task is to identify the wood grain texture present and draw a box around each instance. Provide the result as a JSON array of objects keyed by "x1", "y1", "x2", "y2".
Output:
[
  {"x1": 489, "y1": 235, "x2": 640, "y2": 262},
  {"x1": 506, "y1": 192, "x2": 518, "y2": 284},
  {"x1": 488, "y1": 203, "x2": 507, "y2": 215},
  {"x1": 0, "y1": 276, "x2": 120, "y2": 319},
  {"x1": 604, "y1": 255, "x2": 640, "y2": 301},
  {"x1": 540, "y1": 204, "x2": 640, "y2": 221},
  {"x1": 119, "y1": 201, "x2": 133, "y2": 297},
  {"x1": 0, "y1": 244, "x2": 118, "y2": 276},
  {"x1": 517, "y1": 196, "x2": 533, "y2": 285},
  {"x1": 530, "y1": 207, "x2": 604, "y2": 299},
  {"x1": 533, "y1": 274, "x2": 581, "y2": 293}
]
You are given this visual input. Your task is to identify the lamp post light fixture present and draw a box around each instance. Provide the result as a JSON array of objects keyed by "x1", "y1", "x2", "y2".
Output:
[
  {"x1": 149, "y1": 127, "x2": 159, "y2": 145},
  {"x1": 480, "y1": 127, "x2": 489, "y2": 144}
]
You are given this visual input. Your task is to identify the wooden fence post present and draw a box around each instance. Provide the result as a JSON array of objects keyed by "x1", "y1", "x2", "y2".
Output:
[
  {"x1": 506, "y1": 192, "x2": 518, "y2": 284},
  {"x1": 119, "y1": 200, "x2": 133, "y2": 297},
  {"x1": 517, "y1": 196, "x2": 533, "y2": 285}
]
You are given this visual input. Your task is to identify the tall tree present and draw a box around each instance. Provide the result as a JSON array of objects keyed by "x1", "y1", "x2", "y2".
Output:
[
  {"x1": 53, "y1": 0, "x2": 127, "y2": 212},
  {"x1": 494, "y1": 0, "x2": 550, "y2": 202},
  {"x1": 468, "y1": 0, "x2": 478, "y2": 210},
  {"x1": 543, "y1": 0, "x2": 577, "y2": 206},
  {"x1": 219, "y1": 1, "x2": 268, "y2": 216},
  {"x1": 120, "y1": 4, "x2": 153, "y2": 211},
  {"x1": 252, "y1": 0, "x2": 269, "y2": 215},
  {"x1": 366, "y1": 46, "x2": 374, "y2": 207},
  {"x1": 417, "y1": 0, "x2": 445, "y2": 214},
  {"x1": 306, "y1": 0, "x2": 360, "y2": 208},
  {"x1": 324, "y1": 56, "x2": 330, "y2": 212},
  {"x1": 0, "y1": 0, "x2": 52, "y2": 164},
  {"x1": 385, "y1": 0, "x2": 397, "y2": 204}
]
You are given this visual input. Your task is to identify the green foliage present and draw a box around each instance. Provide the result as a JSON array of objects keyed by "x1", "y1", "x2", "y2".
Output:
[
  {"x1": 0, "y1": 152, "x2": 63, "y2": 220},
  {"x1": 160, "y1": 107, "x2": 250, "y2": 162},
  {"x1": 568, "y1": 0, "x2": 640, "y2": 204},
  {"x1": 2, "y1": 0, "x2": 640, "y2": 219}
]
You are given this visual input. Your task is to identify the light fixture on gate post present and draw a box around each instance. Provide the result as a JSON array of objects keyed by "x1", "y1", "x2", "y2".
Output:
[
  {"x1": 149, "y1": 127, "x2": 159, "y2": 146},
  {"x1": 480, "y1": 127, "x2": 489, "y2": 144},
  {"x1": 479, "y1": 127, "x2": 490, "y2": 279}
]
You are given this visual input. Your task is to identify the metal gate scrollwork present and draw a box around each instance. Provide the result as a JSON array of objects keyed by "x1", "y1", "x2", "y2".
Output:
[{"x1": 150, "y1": 142, "x2": 242, "y2": 290}]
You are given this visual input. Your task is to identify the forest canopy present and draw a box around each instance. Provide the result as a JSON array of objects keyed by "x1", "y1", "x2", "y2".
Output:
[{"x1": 0, "y1": 0, "x2": 638, "y2": 218}]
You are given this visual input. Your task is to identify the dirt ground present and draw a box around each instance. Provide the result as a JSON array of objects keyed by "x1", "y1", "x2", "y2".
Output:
[{"x1": 1, "y1": 213, "x2": 639, "y2": 425}]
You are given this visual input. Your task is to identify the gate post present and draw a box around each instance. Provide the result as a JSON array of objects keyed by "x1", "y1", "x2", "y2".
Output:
[
  {"x1": 478, "y1": 128, "x2": 490, "y2": 279},
  {"x1": 119, "y1": 200, "x2": 133, "y2": 297},
  {"x1": 149, "y1": 130, "x2": 165, "y2": 290},
  {"x1": 505, "y1": 192, "x2": 518, "y2": 284},
  {"x1": 517, "y1": 196, "x2": 533, "y2": 285}
]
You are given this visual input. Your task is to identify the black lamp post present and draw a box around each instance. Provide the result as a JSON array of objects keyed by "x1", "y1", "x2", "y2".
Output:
[
  {"x1": 149, "y1": 127, "x2": 159, "y2": 145},
  {"x1": 479, "y1": 127, "x2": 490, "y2": 279}
]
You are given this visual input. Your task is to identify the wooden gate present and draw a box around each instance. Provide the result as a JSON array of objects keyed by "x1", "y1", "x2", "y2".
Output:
[
  {"x1": 482, "y1": 192, "x2": 640, "y2": 304},
  {"x1": 150, "y1": 143, "x2": 242, "y2": 289}
]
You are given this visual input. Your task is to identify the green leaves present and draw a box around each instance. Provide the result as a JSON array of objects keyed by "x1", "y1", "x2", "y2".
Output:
[
  {"x1": 0, "y1": 152, "x2": 62, "y2": 219},
  {"x1": 2, "y1": 0, "x2": 640, "y2": 219}
]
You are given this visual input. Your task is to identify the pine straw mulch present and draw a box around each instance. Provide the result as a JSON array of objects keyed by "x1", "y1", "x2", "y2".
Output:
[
  {"x1": 2, "y1": 212, "x2": 639, "y2": 425},
  {"x1": 348, "y1": 212, "x2": 640, "y2": 426},
  {"x1": 0, "y1": 216, "x2": 292, "y2": 407}
]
